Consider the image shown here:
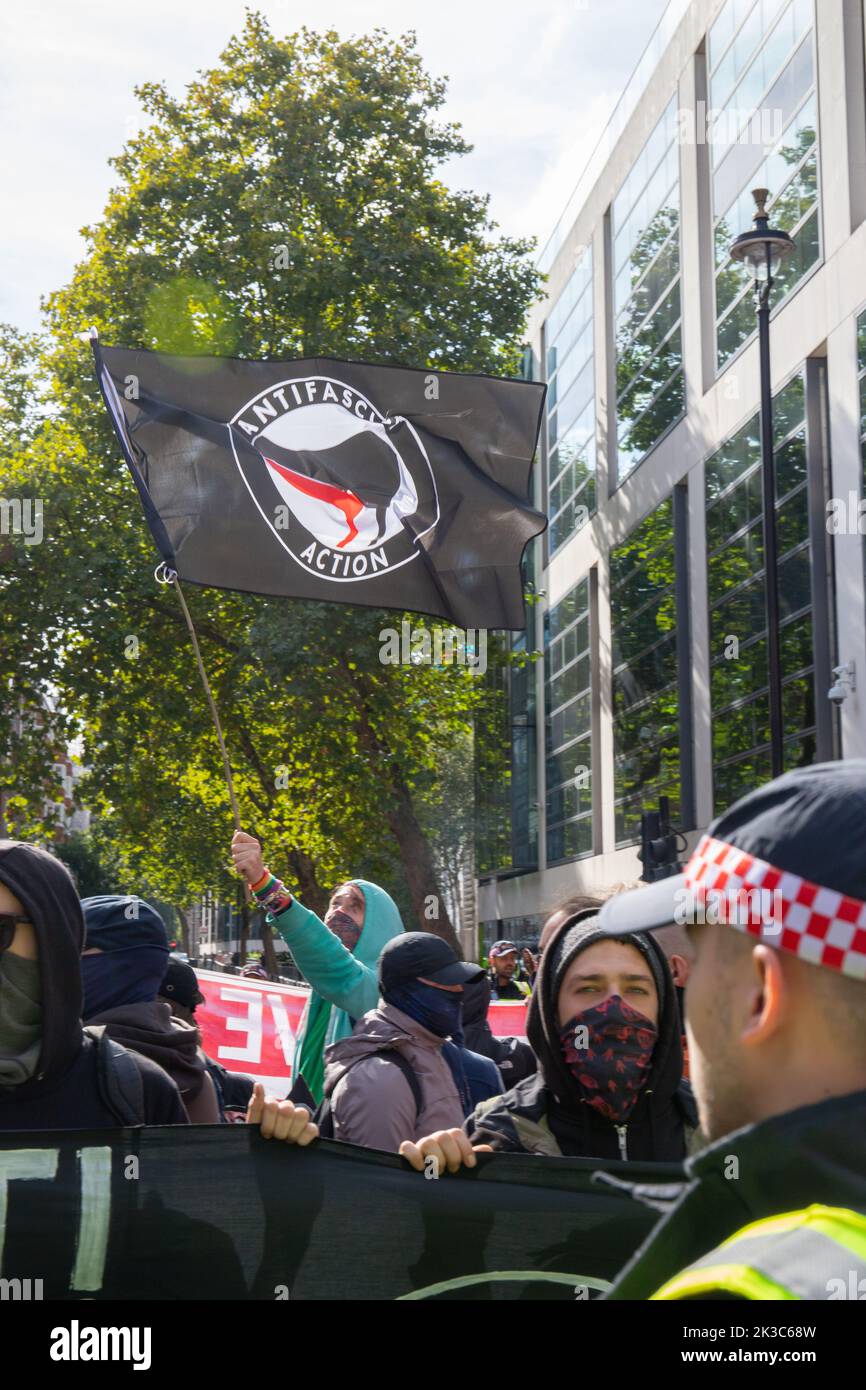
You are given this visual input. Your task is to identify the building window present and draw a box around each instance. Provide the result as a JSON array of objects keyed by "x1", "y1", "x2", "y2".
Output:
[
  {"x1": 709, "y1": 0, "x2": 819, "y2": 369},
  {"x1": 706, "y1": 370, "x2": 816, "y2": 812},
  {"x1": 544, "y1": 247, "x2": 596, "y2": 552},
  {"x1": 544, "y1": 578, "x2": 592, "y2": 863},
  {"x1": 612, "y1": 97, "x2": 684, "y2": 482},
  {"x1": 474, "y1": 633, "x2": 538, "y2": 877},
  {"x1": 611, "y1": 498, "x2": 682, "y2": 845}
]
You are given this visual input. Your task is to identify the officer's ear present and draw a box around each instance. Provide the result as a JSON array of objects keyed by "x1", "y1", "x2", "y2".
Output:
[
  {"x1": 741, "y1": 944, "x2": 786, "y2": 1048},
  {"x1": 668, "y1": 952, "x2": 689, "y2": 987}
]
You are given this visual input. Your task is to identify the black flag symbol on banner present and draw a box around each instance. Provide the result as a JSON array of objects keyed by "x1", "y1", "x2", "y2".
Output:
[{"x1": 93, "y1": 344, "x2": 547, "y2": 630}]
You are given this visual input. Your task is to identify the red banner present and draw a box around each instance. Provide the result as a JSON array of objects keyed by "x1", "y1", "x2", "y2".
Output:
[
  {"x1": 487, "y1": 999, "x2": 530, "y2": 1037},
  {"x1": 196, "y1": 969, "x2": 308, "y2": 1093},
  {"x1": 195, "y1": 969, "x2": 529, "y2": 1093}
]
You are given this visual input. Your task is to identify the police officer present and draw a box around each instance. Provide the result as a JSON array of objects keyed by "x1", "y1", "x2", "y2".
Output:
[
  {"x1": 486, "y1": 940, "x2": 532, "y2": 1000},
  {"x1": 598, "y1": 761, "x2": 866, "y2": 1301}
]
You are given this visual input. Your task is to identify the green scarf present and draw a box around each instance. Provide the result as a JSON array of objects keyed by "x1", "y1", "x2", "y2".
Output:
[
  {"x1": 297, "y1": 993, "x2": 331, "y2": 1105},
  {"x1": 0, "y1": 951, "x2": 43, "y2": 1085}
]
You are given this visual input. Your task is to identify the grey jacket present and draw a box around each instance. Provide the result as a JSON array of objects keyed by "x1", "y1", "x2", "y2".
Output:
[{"x1": 323, "y1": 1002, "x2": 463, "y2": 1151}]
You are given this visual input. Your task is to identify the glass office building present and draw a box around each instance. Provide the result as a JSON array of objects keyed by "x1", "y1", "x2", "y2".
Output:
[
  {"x1": 709, "y1": 0, "x2": 820, "y2": 366},
  {"x1": 545, "y1": 249, "x2": 596, "y2": 551},
  {"x1": 613, "y1": 98, "x2": 685, "y2": 479},
  {"x1": 476, "y1": 0, "x2": 866, "y2": 945}
]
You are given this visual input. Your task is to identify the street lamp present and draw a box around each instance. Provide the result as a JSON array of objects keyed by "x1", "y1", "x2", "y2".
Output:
[{"x1": 729, "y1": 188, "x2": 795, "y2": 779}]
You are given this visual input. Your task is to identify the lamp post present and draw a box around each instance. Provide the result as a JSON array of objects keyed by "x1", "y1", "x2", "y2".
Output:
[{"x1": 729, "y1": 188, "x2": 795, "y2": 779}]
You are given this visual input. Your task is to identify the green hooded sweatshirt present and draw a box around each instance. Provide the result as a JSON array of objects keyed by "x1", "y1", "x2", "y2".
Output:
[{"x1": 267, "y1": 879, "x2": 404, "y2": 1104}]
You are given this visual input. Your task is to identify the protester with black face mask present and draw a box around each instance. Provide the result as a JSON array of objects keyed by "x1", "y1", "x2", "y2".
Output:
[
  {"x1": 318, "y1": 933, "x2": 487, "y2": 1149},
  {"x1": 400, "y1": 913, "x2": 697, "y2": 1174},
  {"x1": 0, "y1": 841, "x2": 187, "y2": 1130},
  {"x1": 245, "y1": 933, "x2": 485, "y2": 1152},
  {"x1": 81, "y1": 895, "x2": 220, "y2": 1123}
]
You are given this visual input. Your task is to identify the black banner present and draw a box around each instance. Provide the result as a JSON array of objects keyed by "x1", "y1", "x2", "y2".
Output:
[
  {"x1": 0, "y1": 1126, "x2": 674, "y2": 1301},
  {"x1": 93, "y1": 345, "x2": 547, "y2": 631}
]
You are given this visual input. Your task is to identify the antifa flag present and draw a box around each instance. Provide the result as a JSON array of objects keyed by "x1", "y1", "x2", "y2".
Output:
[{"x1": 93, "y1": 344, "x2": 547, "y2": 630}]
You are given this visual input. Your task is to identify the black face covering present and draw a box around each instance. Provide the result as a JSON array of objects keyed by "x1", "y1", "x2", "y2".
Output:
[
  {"x1": 0, "y1": 841, "x2": 85, "y2": 1093},
  {"x1": 0, "y1": 950, "x2": 42, "y2": 1084}
]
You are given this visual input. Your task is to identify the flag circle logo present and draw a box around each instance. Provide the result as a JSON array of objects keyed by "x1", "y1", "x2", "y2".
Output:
[{"x1": 230, "y1": 376, "x2": 439, "y2": 582}]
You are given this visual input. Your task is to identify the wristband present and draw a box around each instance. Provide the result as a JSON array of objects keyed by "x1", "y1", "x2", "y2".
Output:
[
  {"x1": 249, "y1": 867, "x2": 272, "y2": 893},
  {"x1": 255, "y1": 873, "x2": 293, "y2": 917}
]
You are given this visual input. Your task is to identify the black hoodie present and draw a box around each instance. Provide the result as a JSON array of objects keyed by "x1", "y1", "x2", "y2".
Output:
[
  {"x1": 465, "y1": 914, "x2": 696, "y2": 1161},
  {"x1": 0, "y1": 842, "x2": 187, "y2": 1130}
]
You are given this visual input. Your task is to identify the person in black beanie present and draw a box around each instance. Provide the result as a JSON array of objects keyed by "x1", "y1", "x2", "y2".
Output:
[
  {"x1": 400, "y1": 910, "x2": 697, "y2": 1172},
  {"x1": 0, "y1": 841, "x2": 187, "y2": 1130},
  {"x1": 158, "y1": 957, "x2": 255, "y2": 1120}
]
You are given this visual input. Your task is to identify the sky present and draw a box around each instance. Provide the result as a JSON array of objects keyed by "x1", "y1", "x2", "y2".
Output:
[{"x1": 0, "y1": 0, "x2": 669, "y2": 333}]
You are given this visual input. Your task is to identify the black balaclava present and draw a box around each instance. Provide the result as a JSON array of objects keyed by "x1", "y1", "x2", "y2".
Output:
[
  {"x1": 80, "y1": 895, "x2": 169, "y2": 1019},
  {"x1": 0, "y1": 841, "x2": 85, "y2": 1094},
  {"x1": 460, "y1": 973, "x2": 491, "y2": 1029}
]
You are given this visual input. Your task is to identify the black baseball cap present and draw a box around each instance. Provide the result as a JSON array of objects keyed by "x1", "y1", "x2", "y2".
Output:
[
  {"x1": 160, "y1": 958, "x2": 206, "y2": 1010},
  {"x1": 378, "y1": 931, "x2": 485, "y2": 991},
  {"x1": 599, "y1": 762, "x2": 866, "y2": 979}
]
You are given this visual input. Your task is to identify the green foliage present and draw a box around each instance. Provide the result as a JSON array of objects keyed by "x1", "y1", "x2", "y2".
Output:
[{"x1": 1, "y1": 16, "x2": 541, "y2": 937}]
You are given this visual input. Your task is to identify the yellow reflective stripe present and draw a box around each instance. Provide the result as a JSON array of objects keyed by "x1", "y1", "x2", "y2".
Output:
[
  {"x1": 650, "y1": 1205, "x2": 866, "y2": 1301},
  {"x1": 720, "y1": 1205, "x2": 866, "y2": 1262},
  {"x1": 651, "y1": 1263, "x2": 798, "y2": 1301}
]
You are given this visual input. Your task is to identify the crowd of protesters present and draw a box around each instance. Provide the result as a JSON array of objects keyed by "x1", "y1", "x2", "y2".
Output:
[{"x1": 1, "y1": 758, "x2": 865, "y2": 1300}]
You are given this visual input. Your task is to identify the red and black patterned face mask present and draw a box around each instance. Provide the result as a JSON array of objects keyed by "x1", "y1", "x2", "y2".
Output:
[
  {"x1": 559, "y1": 994, "x2": 657, "y2": 1125},
  {"x1": 326, "y1": 908, "x2": 362, "y2": 952}
]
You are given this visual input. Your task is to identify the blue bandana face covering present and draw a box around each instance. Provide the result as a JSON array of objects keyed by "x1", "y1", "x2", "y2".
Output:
[
  {"x1": 384, "y1": 979, "x2": 463, "y2": 1038},
  {"x1": 80, "y1": 945, "x2": 169, "y2": 1019}
]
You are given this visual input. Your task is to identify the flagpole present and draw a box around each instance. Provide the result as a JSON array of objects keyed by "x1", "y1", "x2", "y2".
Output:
[
  {"x1": 156, "y1": 565, "x2": 243, "y2": 832},
  {"x1": 81, "y1": 326, "x2": 243, "y2": 835}
]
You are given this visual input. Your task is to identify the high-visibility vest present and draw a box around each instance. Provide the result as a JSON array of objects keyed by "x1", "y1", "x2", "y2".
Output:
[{"x1": 651, "y1": 1204, "x2": 866, "y2": 1301}]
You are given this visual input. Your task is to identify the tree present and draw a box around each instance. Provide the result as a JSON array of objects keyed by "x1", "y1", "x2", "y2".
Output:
[{"x1": 3, "y1": 15, "x2": 541, "y2": 955}]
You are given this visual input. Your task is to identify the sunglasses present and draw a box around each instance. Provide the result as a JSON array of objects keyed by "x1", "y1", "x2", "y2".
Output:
[{"x1": 0, "y1": 914, "x2": 31, "y2": 952}]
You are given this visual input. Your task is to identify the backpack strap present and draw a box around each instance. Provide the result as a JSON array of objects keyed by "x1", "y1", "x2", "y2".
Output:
[
  {"x1": 315, "y1": 1047, "x2": 423, "y2": 1138},
  {"x1": 381, "y1": 1048, "x2": 423, "y2": 1115},
  {"x1": 85, "y1": 1025, "x2": 147, "y2": 1127}
]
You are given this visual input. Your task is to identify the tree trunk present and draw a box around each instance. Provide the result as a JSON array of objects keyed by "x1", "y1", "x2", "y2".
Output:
[
  {"x1": 339, "y1": 660, "x2": 462, "y2": 956},
  {"x1": 384, "y1": 768, "x2": 462, "y2": 956},
  {"x1": 174, "y1": 903, "x2": 191, "y2": 956},
  {"x1": 285, "y1": 845, "x2": 329, "y2": 917},
  {"x1": 260, "y1": 912, "x2": 279, "y2": 979}
]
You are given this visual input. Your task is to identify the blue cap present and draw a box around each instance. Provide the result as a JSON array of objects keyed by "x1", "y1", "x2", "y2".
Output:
[{"x1": 81, "y1": 894, "x2": 169, "y2": 953}]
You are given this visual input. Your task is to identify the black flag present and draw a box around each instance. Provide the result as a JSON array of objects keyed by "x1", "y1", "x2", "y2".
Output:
[{"x1": 93, "y1": 344, "x2": 546, "y2": 630}]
